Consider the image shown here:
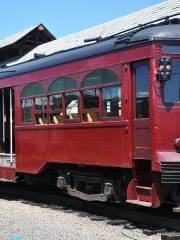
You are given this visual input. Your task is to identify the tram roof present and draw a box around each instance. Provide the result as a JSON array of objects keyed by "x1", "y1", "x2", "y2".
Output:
[
  {"x1": 6, "y1": 0, "x2": 180, "y2": 66},
  {"x1": 1, "y1": 21, "x2": 180, "y2": 80}
]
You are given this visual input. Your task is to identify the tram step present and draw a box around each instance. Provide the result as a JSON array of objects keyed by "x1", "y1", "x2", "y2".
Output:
[
  {"x1": 126, "y1": 199, "x2": 152, "y2": 207},
  {"x1": 136, "y1": 185, "x2": 152, "y2": 191},
  {"x1": 0, "y1": 178, "x2": 15, "y2": 182}
]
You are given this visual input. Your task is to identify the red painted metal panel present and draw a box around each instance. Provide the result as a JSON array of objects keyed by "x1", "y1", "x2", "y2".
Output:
[
  {"x1": 15, "y1": 122, "x2": 130, "y2": 173},
  {"x1": 0, "y1": 166, "x2": 15, "y2": 180}
]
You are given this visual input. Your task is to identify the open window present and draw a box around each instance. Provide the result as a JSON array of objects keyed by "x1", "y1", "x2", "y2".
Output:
[
  {"x1": 65, "y1": 92, "x2": 80, "y2": 120},
  {"x1": 49, "y1": 94, "x2": 63, "y2": 124}
]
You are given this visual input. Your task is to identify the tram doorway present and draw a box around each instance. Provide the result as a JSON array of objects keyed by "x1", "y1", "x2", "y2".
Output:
[{"x1": 0, "y1": 88, "x2": 15, "y2": 166}]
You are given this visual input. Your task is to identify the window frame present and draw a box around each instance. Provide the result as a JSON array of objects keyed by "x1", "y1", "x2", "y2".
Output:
[
  {"x1": 101, "y1": 85, "x2": 121, "y2": 120},
  {"x1": 81, "y1": 88, "x2": 100, "y2": 122},
  {"x1": 34, "y1": 95, "x2": 48, "y2": 125},
  {"x1": 21, "y1": 98, "x2": 34, "y2": 123},
  {"x1": 64, "y1": 91, "x2": 81, "y2": 123},
  {"x1": 133, "y1": 62, "x2": 150, "y2": 119},
  {"x1": 48, "y1": 93, "x2": 64, "y2": 124}
]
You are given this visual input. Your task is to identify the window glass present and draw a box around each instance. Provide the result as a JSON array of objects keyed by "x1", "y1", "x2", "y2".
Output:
[
  {"x1": 22, "y1": 99, "x2": 33, "y2": 122},
  {"x1": 49, "y1": 94, "x2": 62, "y2": 110},
  {"x1": 35, "y1": 96, "x2": 47, "y2": 111},
  {"x1": 135, "y1": 65, "x2": 149, "y2": 118},
  {"x1": 102, "y1": 87, "x2": 121, "y2": 117},
  {"x1": 164, "y1": 60, "x2": 180, "y2": 103},
  {"x1": 82, "y1": 69, "x2": 119, "y2": 87},
  {"x1": 162, "y1": 45, "x2": 180, "y2": 54},
  {"x1": 82, "y1": 89, "x2": 99, "y2": 109},
  {"x1": 65, "y1": 92, "x2": 80, "y2": 119},
  {"x1": 48, "y1": 77, "x2": 77, "y2": 93},
  {"x1": 82, "y1": 89, "x2": 100, "y2": 122},
  {"x1": 21, "y1": 83, "x2": 44, "y2": 97}
]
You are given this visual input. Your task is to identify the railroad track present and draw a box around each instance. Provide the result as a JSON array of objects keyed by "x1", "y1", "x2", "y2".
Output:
[{"x1": 0, "y1": 182, "x2": 180, "y2": 236}]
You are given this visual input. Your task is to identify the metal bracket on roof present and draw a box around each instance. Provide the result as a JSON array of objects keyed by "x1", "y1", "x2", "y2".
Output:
[
  {"x1": 84, "y1": 36, "x2": 102, "y2": 43},
  {"x1": 0, "y1": 64, "x2": 6, "y2": 69}
]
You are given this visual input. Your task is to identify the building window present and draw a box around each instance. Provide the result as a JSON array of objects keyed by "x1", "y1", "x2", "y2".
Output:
[
  {"x1": 81, "y1": 69, "x2": 119, "y2": 88},
  {"x1": 82, "y1": 89, "x2": 100, "y2": 122},
  {"x1": 65, "y1": 92, "x2": 80, "y2": 120},
  {"x1": 22, "y1": 99, "x2": 33, "y2": 122},
  {"x1": 34, "y1": 96, "x2": 48, "y2": 124},
  {"x1": 48, "y1": 77, "x2": 77, "y2": 93},
  {"x1": 102, "y1": 86, "x2": 121, "y2": 117},
  {"x1": 49, "y1": 94, "x2": 63, "y2": 124}
]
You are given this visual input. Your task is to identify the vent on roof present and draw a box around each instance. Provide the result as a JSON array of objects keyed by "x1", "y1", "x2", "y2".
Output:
[
  {"x1": 34, "y1": 53, "x2": 46, "y2": 59},
  {"x1": 84, "y1": 36, "x2": 102, "y2": 43},
  {"x1": 0, "y1": 64, "x2": 6, "y2": 69}
]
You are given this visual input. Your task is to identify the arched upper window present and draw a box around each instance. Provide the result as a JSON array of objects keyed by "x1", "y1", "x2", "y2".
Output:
[
  {"x1": 81, "y1": 69, "x2": 119, "y2": 88},
  {"x1": 48, "y1": 77, "x2": 77, "y2": 93},
  {"x1": 21, "y1": 83, "x2": 45, "y2": 97}
]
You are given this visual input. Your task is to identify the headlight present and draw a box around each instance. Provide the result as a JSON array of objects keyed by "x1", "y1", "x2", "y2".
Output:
[{"x1": 175, "y1": 138, "x2": 180, "y2": 149}]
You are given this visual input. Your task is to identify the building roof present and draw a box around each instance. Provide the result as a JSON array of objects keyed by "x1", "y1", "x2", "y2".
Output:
[
  {"x1": 0, "y1": 24, "x2": 55, "y2": 49},
  {"x1": 0, "y1": 24, "x2": 55, "y2": 65},
  {"x1": 1, "y1": 21, "x2": 180, "y2": 80},
  {"x1": 7, "y1": 0, "x2": 180, "y2": 66}
]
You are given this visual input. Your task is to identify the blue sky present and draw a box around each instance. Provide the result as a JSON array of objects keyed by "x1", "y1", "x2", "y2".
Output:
[{"x1": 0, "y1": 0, "x2": 166, "y2": 39}]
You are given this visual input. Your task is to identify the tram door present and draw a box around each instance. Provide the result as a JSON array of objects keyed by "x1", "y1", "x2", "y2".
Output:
[
  {"x1": 0, "y1": 88, "x2": 15, "y2": 166},
  {"x1": 131, "y1": 61, "x2": 151, "y2": 160}
]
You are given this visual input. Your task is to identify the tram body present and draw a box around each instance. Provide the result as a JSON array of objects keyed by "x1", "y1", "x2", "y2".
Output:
[{"x1": 0, "y1": 22, "x2": 180, "y2": 209}]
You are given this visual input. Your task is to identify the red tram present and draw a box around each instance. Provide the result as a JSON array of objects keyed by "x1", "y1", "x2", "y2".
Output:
[{"x1": 0, "y1": 19, "x2": 180, "y2": 210}]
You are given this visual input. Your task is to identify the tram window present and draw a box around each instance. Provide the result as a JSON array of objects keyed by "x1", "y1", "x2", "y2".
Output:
[
  {"x1": 48, "y1": 77, "x2": 77, "y2": 93},
  {"x1": 35, "y1": 97, "x2": 47, "y2": 111},
  {"x1": 135, "y1": 65, "x2": 149, "y2": 118},
  {"x1": 35, "y1": 113, "x2": 48, "y2": 125},
  {"x1": 83, "y1": 89, "x2": 99, "y2": 108},
  {"x1": 49, "y1": 94, "x2": 63, "y2": 124},
  {"x1": 22, "y1": 99, "x2": 33, "y2": 122},
  {"x1": 49, "y1": 113, "x2": 63, "y2": 124},
  {"x1": 49, "y1": 95, "x2": 62, "y2": 110},
  {"x1": 82, "y1": 89, "x2": 100, "y2": 122},
  {"x1": 34, "y1": 96, "x2": 48, "y2": 124},
  {"x1": 65, "y1": 92, "x2": 80, "y2": 119},
  {"x1": 82, "y1": 69, "x2": 119, "y2": 87},
  {"x1": 102, "y1": 87, "x2": 121, "y2": 117},
  {"x1": 21, "y1": 83, "x2": 44, "y2": 97},
  {"x1": 164, "y1": 60, "x2": 180, "y2": 103}
]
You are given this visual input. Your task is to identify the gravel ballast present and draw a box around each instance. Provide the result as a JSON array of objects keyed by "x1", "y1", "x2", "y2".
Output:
[{"x1": 0, "y1": 198, "x2": 162, "y2": 240}]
